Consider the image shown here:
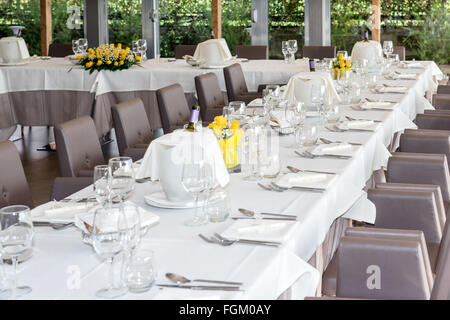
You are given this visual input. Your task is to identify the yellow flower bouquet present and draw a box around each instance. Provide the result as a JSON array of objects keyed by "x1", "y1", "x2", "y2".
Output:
[
  {"x1": 209, "y1": 116, "x2": 244, "y2": 172},
  {"x1": 76, "y1": 43, "x2": 141, "y2": 74},
  {"x1": 333, "y1": 52, "x2": 351, "y2": 80}
]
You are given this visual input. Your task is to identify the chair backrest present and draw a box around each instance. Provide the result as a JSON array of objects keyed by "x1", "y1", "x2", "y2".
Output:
[
  {"x1": 425, "y1": 109, "x2": 450, "y2": 116},
  {"x1": 223, "y1": 63, "x2": 248, "y2": 102},
  {"x1": 416, "y1": 113, "x2": 450, "y2": 131},
  {"x1": 48, "y1": 43, "x2": 73, "y2": 57},
  {"x1": 111, "y1": 98, "x2": 152, "y2": 156},
  {"x1": 302, "y1": 46, "x2": 336, "y2": 59},
  {"x1": 174, "y1": 45, "x2": 197, "y2": 59},
  {"x1": 437, "y1": 85, "x2": 450, "y2": 95},
  {"x1": 54, "y1": 116, "x2": 105, "y2": 177},
  {"x1": 0, "y1": 141, "x2": 33, "y2": 209},
  {"x1": 393, "y1": 46, "x2": 406, "y2": 61},
  {"x1": 235, "y1": 45, "x2": 268, "y2": 60},
  {"x1": 431, "y1": 215, "x2": 450, "y2": 299},
  {"x1": 336, "y1": 233, "x2": 431, "y2": 299},
  {"x1": 399, "y1": 130, "x2": 450, "y2": 168},
  {"x1": 368, "y1": 188, "x2": 442, "y2": 243},
  {"x1": 195, "y1": 73, "x2": 226, "y2": 122},
  {"x1": 375, "y1": 182, "x2": 447, "y2": 230},
  {"x1": 387, "y1": 152, "x2": 450, "y2": 202},
  {"x1": 344, "y1": 227, "x2": 434, "y2": 293},
  {"x1": 156, "y1": 83, "x2": 190, "y2": 134},
  {"x1": 433, "y1": 94, "x2": 450, "y2": 110}
]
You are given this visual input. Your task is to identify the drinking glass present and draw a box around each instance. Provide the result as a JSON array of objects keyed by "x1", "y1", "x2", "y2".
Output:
[
  {"x1": 206, "y1": 187, "x2": 230, "y2": 223},
  {"x1": 182, "y1": 159, "x2": 210, "y2": 227},
  {"x1": 387, "y1": 53, "x2": 399, "y2": 66},
  {"x1": 229, "y1": 101, "x2": 246, "y2": 116},
  {"x1": 72, "y1": 39, "x2": 80, "y2": 56},
  {"x1": 94, "y1": 165, "x2": 111, "y2": 206},
  {"x1": 298, "y1": 120, "x2": 318, "y2": 146},
  {"x1": 78, "y1": 38, "x2": 88, "y2": 55},
  {"x1": 281, "y1": 41, "x2": 291, "y2": 63},
  {"x1": 310, "y1": 83, "x2": 326, "y2": 124},
  {"x1": 265, "y1": 84, "x2": 280, "y2": 97},
  {"x1": 326, "y1": 104, "x2": 341, "y2": 124},
  {"x1": 367, "y1": 73, "x2": 378, "y2": 89},
  {"x1": 137, "y1": 39, "x2": 147, "y2": 61},
  {"x1": 382, "y1": 41, "x2": 394, "y2": 58},
  {"x1": 337, "y1": 71, "x2": 351, "y2": 104},
  {"x1": 242, "y1": 122, "x2": 263, "y2": 181},
  {"x1": 0, "y1": 205, "x2": 33, "y2": 299},
  {"x1": 222, "y1": 105, "x2": 235, "y2": 122},
  {"x1": 132, "y1": 40, "x2": 140, "y2": 57},
  {"x1": 109, "y1": 157, "x2": 135, "y2": 203},
  {"x1": 124, "y1": 248, "x2": 157, "y2": 293},
  {"x1": 92, "y1": 206, "x2": 127, "y2": 298},
  {"x1": 288, "y1": 40, "x2": 298, "y2": 63}
]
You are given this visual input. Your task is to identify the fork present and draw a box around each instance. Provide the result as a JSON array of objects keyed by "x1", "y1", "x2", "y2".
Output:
[
  {"x1": 213, "y1": 233, "x2": 281, "y2": 247},
  {"x1": 257, "y1": 182, "x2": 283, "y2": 192},
  {"x1": 320, "y1": 137, "x2": 362, "y2": 146},
  {"x1": 287, "y1": 165, "x2": 337, "y2": 175},
  {"x1": 33, "y1": 222, "x2": 74, "y2": 230},
  {"x1": 345, "y1": 116, "x2": 381, "y2": 123},
  {"x1": 270, "y1": 181, "x2": 325, "y2": 193},
  {"x1": 295, "y1": 150, "x2": 352, "y2": 159}
]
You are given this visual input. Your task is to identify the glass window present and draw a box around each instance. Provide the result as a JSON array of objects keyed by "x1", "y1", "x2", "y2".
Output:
[{"x1": 108, "y1": 0, "x2": 142, "y2": 47}]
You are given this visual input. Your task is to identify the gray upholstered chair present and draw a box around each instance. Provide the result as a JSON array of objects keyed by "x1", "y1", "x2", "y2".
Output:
[
  {"x1": 415, "y1": 113, "x2": 450, "y2": 130},
  {"x1": 174, "y1": 45, "x2": 197, "y2": 59},
  {"x1": 386, "y1": 152, "x2": 450, "y2": 202},
  {"x1": 223, "y1": 63, "x2": 262, "y2": 104},
  {"x1": 48, "y1": 43, "x2": 73, "y2": 57},
  {"x1": 50, "y1": 177, "x2": 92, "y2": 201},
  {"x1": 235, "y1": 45, "x2": 268, "y2": 60},
  {"x1": 393, "y1": 45, "x2": 406, "y2": 61},
  {"x1": 54, "y1": 116, "x2": 105, "y2": 178},
  {"x1": 399, "y1": 129, "x2": 450, "y2": 167},
  {"x1": 111, "y1": 98, "x2": 152, "y2": 162},
  {"x1": 195, "y1": 73, "x2": 227, "y2": 123},
  {"x1": 302, "y1": 46, "x2": 336, "y2": 59},
  {"x1": 433, "y1": 94, "x2": 450, "y2": 110},
  {"x1": 156, "y1": 83, "x2": 191, "y2": 134},
  {"x1": 0, "y1": 141, "x2": 33, "y2": 209},
  {"x1": 437, "y1": 85, "x2": 450, "y2": 94}
]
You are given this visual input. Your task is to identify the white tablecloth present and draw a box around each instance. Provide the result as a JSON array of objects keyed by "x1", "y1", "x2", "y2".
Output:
[
  {"x1": 0, "y1": 58, "x2": 310, "y2": 96},
  {"x1": 17, "y1": 60, "x2": 442, "y2": 300}
]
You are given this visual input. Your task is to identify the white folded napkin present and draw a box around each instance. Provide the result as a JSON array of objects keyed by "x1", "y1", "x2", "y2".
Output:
[
  {"x1": 378, "y1": 86, "x2": 408, "y2": 93},
  {"x1": 346, "y1": 120, "x2": 374, "y2": 128},
  {"x1": 31, "y1": 201, "x2": 99, "y2": 224},
  {"x1": 269, "y1": 110, "x2": 290, "y2": 128},
  {"x1": 277, "y1": 172, "x2": 327, "y2": 187},
  {"x1": 247, "y1": 98, "x2": 263, "y2": 108},
  {"x1": 74, "y1": 202, "x2": 160, "y2": 233},
  {"x1": 221, "y1": 219, "x2": 297, "y2": 242},
  {"x1": 193, "y1": 39, "x2": 232, "y2": 64},
  {"x1": 394, "y1": 73, "x2": 417, "y2": 80},
  {"x1": 312, "y1": 142, "x2": 353, "y2": 156},
  {"x1": 403, "y1": 62, "x2": 424, "y2": 69},
  {"x1": 361, "y1": 101, "x2": 397, "y2": 110}
]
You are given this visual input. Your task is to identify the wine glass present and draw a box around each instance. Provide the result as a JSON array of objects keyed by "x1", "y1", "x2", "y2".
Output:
[
  {"x1": 337, "y1": 71, "x2": 351, "y2": 104},
  {"x1": 92, "y1": 206, "x2": 127, "y2": 298},
  {"x1": 109, "y1": 157, "x2": 135, "y2": 203},
  {"x1": 78, "y1": 38, "x2": 88, "y2": 55},
  {"x1": 182, "y1": 158, "x2": 210, "y2": 227},
  {"x1": 94, "y1": 165, "x2": 111, "y2": 206},
  {"x1": 137, "y1": 39, "x2": 147, "y2": 61},
  {"x1": 0, "y1": 205, "x2": 34, "y2": 299},
  {"x1": 382, "y1": 41, "x2": 393, "y2": 58},
  {"x1": 72, "y1": 39, "x2": 80, "y2": 56},
  {"x1": 281, "y1": 41, "x2": 290, "y2": 63},
  {"x1": 229, "y1": 101, "x2": 246, "y2": 116},
  {"x1": 310, "y1": 83, "x2": 326, "y2": 124},
  {"x1": 132, "y1": 40, "x2": 140, "y2": 57},
  {"x1": 288, "y1": 40, "x2": 298, "y2": 63}
]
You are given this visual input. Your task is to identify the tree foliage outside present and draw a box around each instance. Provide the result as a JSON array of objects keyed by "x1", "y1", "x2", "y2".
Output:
[{"x1": 0, "y1": 0, "x2": 448, "y2": 64}]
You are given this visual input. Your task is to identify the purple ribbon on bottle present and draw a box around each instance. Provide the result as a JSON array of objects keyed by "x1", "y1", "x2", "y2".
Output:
[{"x1": 189, "y1": 109, "x2": 200, "y2": 123}]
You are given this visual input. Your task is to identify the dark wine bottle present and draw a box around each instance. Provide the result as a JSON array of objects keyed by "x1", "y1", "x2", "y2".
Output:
[
  {"x1": 309, "y1": 58, "x2": 315, "y2": 72},
  {"x1": 210, "y1": 30, "x2": 215, "y2": 39},
  {"x1": 363, "y1": 31, "x2": 369, "y2": 42},
  {"x1": 185, "y1": 105, "x2": 201, "y2": 132}
]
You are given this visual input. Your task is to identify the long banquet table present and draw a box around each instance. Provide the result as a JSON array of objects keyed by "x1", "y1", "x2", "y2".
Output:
[
  {"x1": 0, "y1": 58, "x2": 310, "y2": 138},
  {"x1": 12, "y1": 60, "x2": 443, "y2": 300}
]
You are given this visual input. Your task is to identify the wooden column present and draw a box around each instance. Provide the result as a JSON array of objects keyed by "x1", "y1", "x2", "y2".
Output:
[
  {"x1": 211, "y1": 0, "x2": 222, "y2": 39},
  {"x1": 40, "y1": 0, "x2": 52, "y2": 56},
  {"x1": 372, "y1": 0, "x2": 381, "y2": 42}
]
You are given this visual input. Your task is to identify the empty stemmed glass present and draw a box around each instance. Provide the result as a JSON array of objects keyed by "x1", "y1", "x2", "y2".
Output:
[
  {"x1": 72, "y1": 39, "x2": 80, "y2": 56},
  {"x1": 310, "y1": 83, "x2": 326, "y2": 125},
  {"x1": 182, "y1": 151, "x2": 211, "y2": 226},
  {"x1": 288, "y1": 40, "x2": 298, "y2": 63},
  {"x1": 109, "y1": 157, "x2": 135, "y2": 204},
  {"x1": 382, "y1": 41, "x2": 394, "y2": 59},
  {"x1": 78, "y1": 38, "x2": 88, "y2": 55},
  {"x1": 286, "y1": 101, "x2": 306, "y2": 147},
  {"x1": 0, "y1": 205, "x2": 34, "y2": 299},
  {"x1": 137, "y1": 39, "x2": 147, "y2": 61},
  {"x1": 132, "y1": 40, "x2": 140, "y2": 58},
  {"x1": 281, "y1": 41, "x2": 291, "y2": 64},
  {"x1": 337, "y1": 71, "x2": 351, "y2": 104},
  {"x1": 92, "y1": 206, "x2": 127, "y2": 298}
]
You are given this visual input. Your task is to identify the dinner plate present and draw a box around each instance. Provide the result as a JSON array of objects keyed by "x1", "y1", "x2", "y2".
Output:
[
  {"x1": 0, "y1": 61, "x2": 29, "y2": 66},
  {"x1": 144, "y1": 191, "x2": 208, "y2": 209},
  {"x1": 200, "y1": 65, "x2": 225, "y2": 69}
]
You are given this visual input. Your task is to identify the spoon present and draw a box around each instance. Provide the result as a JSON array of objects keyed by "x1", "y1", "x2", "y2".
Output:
[
  {"x1": 239, "y1": 208, "x2": 297, "y2": 219},
  {"x1": 165, "y1": 272, "x2": 243, "y2": 286}
]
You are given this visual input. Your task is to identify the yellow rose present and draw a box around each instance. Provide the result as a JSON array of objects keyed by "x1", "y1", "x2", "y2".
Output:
[
  {"x1": 119, "y1": 60, "x2": 124, "y2": 66},
  {"x1": 97, "y1": 60, "x2": 103, "y2": 66},
  {"x1": 215, "y1": 116, "x2": 227, "y2": 128},
  {"x1": 212, "y1": 126, "x2": 222, "y2": 136},
  {"x1": 105, "y1": 50, "x2": 110, "y2": 57},
  {"x1": 117, "y1": 43, "x2": 122, "y2": 48},
  {"x1": 106, "y1": 60, "x2": 112, "y2": 65},
  {"x1": 339, "y1": 60, "x2": 345, "y2": 68},
  {"x1": 114, "y1": 61, "x2": 119, "y2": 66},
  {"x1": 126, "y1": 47, "x2": 130, "y2": 51},
  {"x1": 230, "y1": 120, "x2": 239, "y2": 133},
  {"x1": 76, "y1": 55, "x2": 82, "y2": 60},
  {"x1": 135, "y1": 56, "x2": 142, "y2": 62},
  {"x1": 85, "y1": 61, "x2": 93, "y2": 68},
  {"x1": 110, "y1": 43, "x2": 114, "y2": 48}
]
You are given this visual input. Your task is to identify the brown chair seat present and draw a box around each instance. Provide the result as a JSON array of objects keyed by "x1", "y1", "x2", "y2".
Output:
[
  {"x1": 433, "y1": 94, "x2": 450, "y2": 110},
  {"x1": 174, "y1": 45, "x2": 197, "y2": 59},
  {"x1": 48, "y1": 43, "x2": 73, "y2": 57},
  {"x1": 156, "y1": 83, "x2": 191, "y2": 134},
  {"x1": 223, "y1": 63, "x2": 262, "y2": 105},
  {"x1": 235, "y1": 45, "x2": 268, "y2": 60},
  {"x1": 195, "y1": 73, "x2": 227, "y2": 123},
  {"x1": 302, "y1": 46, "x2": 336, "y2": 59}
]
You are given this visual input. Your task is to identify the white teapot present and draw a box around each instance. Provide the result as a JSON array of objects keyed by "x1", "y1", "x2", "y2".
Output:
[{"x1": 350, "y1": 40, "x2": 382, "y2": 64}]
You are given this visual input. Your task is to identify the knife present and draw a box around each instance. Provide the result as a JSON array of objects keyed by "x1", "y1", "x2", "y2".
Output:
[
  {"x1": 156, "y1": 284, "x2": 243, "y2": 291},
  {"x1": 231, "y1": 217, "x2": 297, "y2": 221}
]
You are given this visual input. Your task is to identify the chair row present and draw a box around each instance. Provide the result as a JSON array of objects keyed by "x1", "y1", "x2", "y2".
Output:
[
  {"x1": 317, "y1": 110, "x2": 450, "y2": 299},
  {"x1": 433, "y1": 84, "x2": 450, "y2": 110}
]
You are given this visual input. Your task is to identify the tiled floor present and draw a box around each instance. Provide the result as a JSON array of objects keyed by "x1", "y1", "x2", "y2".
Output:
[{"x1": 11, "y1": 125, "x2": 119, "y2": 206}]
